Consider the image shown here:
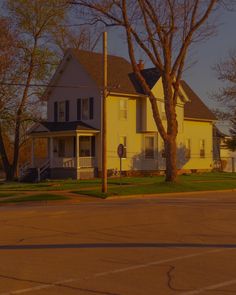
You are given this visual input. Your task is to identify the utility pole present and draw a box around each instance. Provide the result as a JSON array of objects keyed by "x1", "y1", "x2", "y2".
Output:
[{"x1": 102, "y1": 32, "x2": 108, "y2": 193}]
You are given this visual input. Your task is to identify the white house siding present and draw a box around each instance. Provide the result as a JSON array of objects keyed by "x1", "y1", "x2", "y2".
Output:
[{"x1": 47, "y1": 54, "x2": 101, "y2": 129}]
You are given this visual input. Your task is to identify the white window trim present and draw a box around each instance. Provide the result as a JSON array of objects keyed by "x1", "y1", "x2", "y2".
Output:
[
  {"x1": 82, "y1": 98, "x2": 90, "y2": 120},
  {"x1": 119, "y1": 99, "x2": 128, "y2": 120},
  {"x1": 58, "y1": 101, "x2": 66, "y2": 122}
]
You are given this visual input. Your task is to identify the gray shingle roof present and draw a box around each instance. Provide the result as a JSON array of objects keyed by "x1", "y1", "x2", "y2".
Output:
[
  {"x1": 35, "y1": 121, "x2": 98, "y2": 133},
  {"x1": 181, "y1": 81, "x2": 216, "y2": 121}
]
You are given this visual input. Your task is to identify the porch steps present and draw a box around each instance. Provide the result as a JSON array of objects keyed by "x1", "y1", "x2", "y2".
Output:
[{"x1": 20, "y1": 168, "x2": 50, "y2": 183}]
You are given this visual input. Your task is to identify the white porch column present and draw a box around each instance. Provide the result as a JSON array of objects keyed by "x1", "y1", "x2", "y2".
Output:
[
  {"x1": 31, "y1": 138, "x2": 35, "y2": 168},
  {"x1": 49, "y1": 137, "x2": 54, "y2": 168},
  {"x1": 76, "y1": 135, "x2": 80, "y2": 169}
]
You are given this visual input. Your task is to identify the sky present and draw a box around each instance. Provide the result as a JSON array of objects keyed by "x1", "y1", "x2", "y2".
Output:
[
  {"x1": 1, "y1": 1, "x2": 235, "y2": 131},
  {"x1": 101, "y1": 7, "x2": 236, "y2": 133},
  {"x1": 105, "y1": 9, "x2": 236, "y2": 107}
]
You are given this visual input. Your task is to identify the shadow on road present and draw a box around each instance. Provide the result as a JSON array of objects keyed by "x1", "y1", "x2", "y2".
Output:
[{"x1": 1, "y1": 242, "x2": 236, "y2": 250}]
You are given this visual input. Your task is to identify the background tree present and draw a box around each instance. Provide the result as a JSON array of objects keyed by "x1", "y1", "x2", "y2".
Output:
[
  {"x1": 52, "y1": 25, "x2": 91, "y2": 55},
  {"x1": 0, "y1": 17, "x2": 19, "y2": 180},
  {"x1": 212, "y1": 49, "x2": 236, "y2": 147},
  {"x1": 72, "y1": 0, "x2": 224, "y2": 182},
  {"x1": 0, "y1": 0, "x2": 70, "y2": 180},
  {"x1": 226, "y1": 111, "x2": 236, "y2": 151},
  {"x1": 213, "y1": 50, "x2": 236, "y2": 114}
]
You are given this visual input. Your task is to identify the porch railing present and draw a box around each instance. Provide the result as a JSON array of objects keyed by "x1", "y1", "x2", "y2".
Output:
[
  {"x1": 52, "y1": 157, "x2": 76, "y2": 168},
  {"x1": 79, "y1": 157, "x2": 96, "y2": 168},
  {"x1": 40, "y1": 157, "x2": 96, "y2": 168}
]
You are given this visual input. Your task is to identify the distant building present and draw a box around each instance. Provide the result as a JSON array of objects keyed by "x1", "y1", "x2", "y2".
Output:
[{"x1": 213, "y1": 126, "x2": 235, "y2": 172}]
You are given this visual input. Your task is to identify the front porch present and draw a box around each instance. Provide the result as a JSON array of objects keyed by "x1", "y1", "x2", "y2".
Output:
[{"x1": 29, "y1": 122, "x2": 100, "y2": 180}]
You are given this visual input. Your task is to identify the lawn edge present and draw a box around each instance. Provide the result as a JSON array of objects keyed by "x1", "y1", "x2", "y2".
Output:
[{"x1": 105, "y1": 188, "x2": 236, "y2": 200}]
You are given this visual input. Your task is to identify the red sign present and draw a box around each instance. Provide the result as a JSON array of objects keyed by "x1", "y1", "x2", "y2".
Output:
[{"x1": 117, "y1": 144, "x2": 124, "y2": 158}]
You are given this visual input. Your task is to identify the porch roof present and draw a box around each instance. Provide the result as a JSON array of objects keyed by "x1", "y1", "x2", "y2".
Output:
[{"x1": 30, "y1": 121, "x2": 99, "y2": 134}]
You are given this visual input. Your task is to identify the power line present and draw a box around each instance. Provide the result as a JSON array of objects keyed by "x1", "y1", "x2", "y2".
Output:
[{"x1": 0, "y1": 82, "x2": 89, "y2": 88}]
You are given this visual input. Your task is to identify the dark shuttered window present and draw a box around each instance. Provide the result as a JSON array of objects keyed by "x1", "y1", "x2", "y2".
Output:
[
  {"x1": 54, "y1": 102, "x2": 58, "y2": 122},
  {"x1": 65, "y1": 100, "x2": 69, "y2": 121},
  {"x1": 91, "y1": 136, "x2": 95, "y2": 157},
  {"x1": 89, "y1": 97, "x2": 94, "y2": 120},
  {"x1": 73, "y1": 136, "x2": 76, "y2": 157},
  {"x1": 77, "y1": 99, "x2": 81, "y2": 121}
]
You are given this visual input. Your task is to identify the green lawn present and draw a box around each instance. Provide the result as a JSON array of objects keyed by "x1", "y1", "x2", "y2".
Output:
[
  {"x1": 0, "y1": 172, "x2": 235, "y2": 200},
  {"x1": 0, "y1": 179, "x2": 102, "y2": 191},
  {"x1": 0, "y1": 192, "x2": 21, "y2": 198},
  {"x1": 72, "y1": 172, "x2": 236, "y2": 198},
  {"x1": 0, "y1": 193, "x2": 69, "y2": 203}
]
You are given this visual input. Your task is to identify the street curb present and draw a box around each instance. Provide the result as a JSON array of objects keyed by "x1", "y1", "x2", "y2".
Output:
[{"x1": 106, "y1": 188, "x2": 236, "y2": 201}]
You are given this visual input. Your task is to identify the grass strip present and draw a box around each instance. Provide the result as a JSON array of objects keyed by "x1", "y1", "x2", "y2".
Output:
[
  {"x1": 0, "y1": 192, "x2": 21, "y2": 198},
  {"x1": 0, "y1": 193, "x2": 70, "y2": 203},
  {"x1": 73, "y1": 179, "x2": 236, "y2": 198}
]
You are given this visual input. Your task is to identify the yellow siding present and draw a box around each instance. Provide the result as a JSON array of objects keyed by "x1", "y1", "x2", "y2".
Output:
[
  {"x1": 105, "y1": 82, "x2": 213, "y2": 173},
  {"x1": 106, "y1": 95, "x2": 144, "y2": 171},
  {"x1": 182, "y1": 120, "x2": 213, "y2": 170}
]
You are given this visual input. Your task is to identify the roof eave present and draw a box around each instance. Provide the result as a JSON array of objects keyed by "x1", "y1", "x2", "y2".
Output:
[{"x1": 184, "y1": 117, "x2": 216, "y2": 122}]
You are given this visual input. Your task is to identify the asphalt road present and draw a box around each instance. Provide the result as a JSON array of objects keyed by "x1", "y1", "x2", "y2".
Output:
[{"x1": 0, "y1": 191, "x2": 236, "y2": 295}]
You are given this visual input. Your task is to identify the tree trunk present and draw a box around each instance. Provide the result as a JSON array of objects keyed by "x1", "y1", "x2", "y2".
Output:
[
  {"x1": 0, "y1": 124, "x2": 16, "y2": 181},
  {"x1": 5, "y1": 165, "x2": 15, "y2": 181},
  {"x1": 165, "y1": 137, "x2": 177, "y2": 182}
]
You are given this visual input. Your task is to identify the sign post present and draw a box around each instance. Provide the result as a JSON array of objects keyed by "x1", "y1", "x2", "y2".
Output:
[{"x1": 117, "y1": 144, "x2": 124, "y2": 185}]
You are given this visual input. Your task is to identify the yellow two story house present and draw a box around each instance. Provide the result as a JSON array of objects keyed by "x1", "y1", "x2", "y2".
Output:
[{"x1": 28, "y1": 50, "x2": 216, "y2": 180}]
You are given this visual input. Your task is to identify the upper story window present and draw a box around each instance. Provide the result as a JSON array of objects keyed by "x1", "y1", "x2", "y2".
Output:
[
  {"x1": 119, "y1": 99, "x2": 128, "y2": 119},
  {"x1": 54, "y1": 101, "x2": 69, "y2": 122},
  {"x1": 77, "y1": 97, "x2": 94, "y2": 121},
  {"x1": 200, "y1": 139, "x2": 205, "y2": 158},
  {"x1": 58, "y1": 101, "x2": 65, "y2": 121},
  {"x1": 144, "y1": 136, "x2": 155, "y2": 159}
]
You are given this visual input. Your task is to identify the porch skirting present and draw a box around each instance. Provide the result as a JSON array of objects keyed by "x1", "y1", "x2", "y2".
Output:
[
  {"x1": 50, "y1": 168, "x2": 77, "y2": 180},
  {"x1": 50, "y1": 167, "x2": 98, "y2": 180}
]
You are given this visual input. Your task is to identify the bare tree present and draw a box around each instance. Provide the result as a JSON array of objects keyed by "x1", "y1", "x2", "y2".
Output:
[
  {"x1": 212, "y1": 49, "x2": 236, "y2": 150},
  {"x1": 71, "y1": 0, "x2": 224, "y2": 181},
  {"x1": 52, "y1": 25, "x2": 92, "y2": 56},
  {"x1": 0, "y1": 0, "x2": 70, "y2": 180},
  {"x1": 213, "y1": 50, "x2": 236, "y2": 112}
]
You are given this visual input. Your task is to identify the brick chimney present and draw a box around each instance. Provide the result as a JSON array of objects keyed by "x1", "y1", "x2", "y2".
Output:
[{"x1": 137, "y1": 59, "x2": 144, "y2": 71}]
